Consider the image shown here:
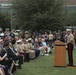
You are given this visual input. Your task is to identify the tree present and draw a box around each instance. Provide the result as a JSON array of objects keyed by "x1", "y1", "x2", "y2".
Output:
[
  {"x1": 13, "y1": 0, "x2": 65, "y2": 31},
  {"x1": 66, "y1": 11, "x2": 76, "y2": 26},
  {"x1": 0, "y1": 13, "x2": 11, "y2": 31}
]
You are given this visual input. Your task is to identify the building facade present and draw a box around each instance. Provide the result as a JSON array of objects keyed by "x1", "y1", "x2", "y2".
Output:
[
  {"x1": 0, "y1": 0, "x2": 11, "y2": 4},
  {"x1": 0, "y1": 0, "x2": 12, "y2": 4},
  {"x1": 66, "y1": 0, "x2": 76, "y2": 5},
  {"x1": 64, "y1": 0, "x2": 76, "y2": 12},
  {"x1": 65, "y1": 0, "x2": 76, "y2": 30}
]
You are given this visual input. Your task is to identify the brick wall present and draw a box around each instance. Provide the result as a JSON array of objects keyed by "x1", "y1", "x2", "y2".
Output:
[{"x1": 65, "y1": 0, "x2": 76, "y2": 5}]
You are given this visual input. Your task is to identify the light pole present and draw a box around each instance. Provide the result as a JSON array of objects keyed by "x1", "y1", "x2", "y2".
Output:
[
  {"x1": 0, "y1": 4, "x2": 13, "y2": 30},
  {"x1": 10, "y1": 9, "x2": 13, "y2": 30}
]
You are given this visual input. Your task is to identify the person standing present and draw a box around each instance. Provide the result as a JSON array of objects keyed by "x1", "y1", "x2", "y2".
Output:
[
  {"x1": 49, "y1": 31, "x2": 53, "y2": 46},
  {"x1": 66, "y1": 29, "x2": 74, "y2": 66}
]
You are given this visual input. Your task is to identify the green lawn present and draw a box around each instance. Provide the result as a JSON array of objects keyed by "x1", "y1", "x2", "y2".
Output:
[{"x1": 14, "y1": 50, "x2": 76, "y2": 75}]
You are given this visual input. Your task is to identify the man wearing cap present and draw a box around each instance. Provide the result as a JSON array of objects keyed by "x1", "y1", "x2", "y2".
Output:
[
  {"x1": 66, "y1": 29, "x2": 74, "y2": 66},
  {"x1": 23, "y1": 39, "x2": 35, "y2": 59},
  {"x1": 25, "y1": 31, "x2": 29, "y2": 39},
  {"x1": 15, "y1": 39, "x2": 30, "y2": 62}
]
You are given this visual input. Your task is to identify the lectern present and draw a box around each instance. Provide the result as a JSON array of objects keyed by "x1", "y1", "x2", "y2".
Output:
[{"x1": 54, "y1": 40, "x2": 66, "y2": 67}]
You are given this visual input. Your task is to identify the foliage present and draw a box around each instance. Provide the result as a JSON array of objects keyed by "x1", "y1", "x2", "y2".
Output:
[
  {"x1": 13, "y1": 0, "x2": 65, "y2": 31},
  {"x1": 0, "y1": 13, "x2": 11, "y2": 31},
  {"x1": 66, "y1": 11, "x2": 76, "y2": 26}
]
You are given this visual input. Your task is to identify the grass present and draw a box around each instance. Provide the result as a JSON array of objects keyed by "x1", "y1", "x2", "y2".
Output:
[{"x1": 14, "y1": 49, "x2": 76, "y2": 75}]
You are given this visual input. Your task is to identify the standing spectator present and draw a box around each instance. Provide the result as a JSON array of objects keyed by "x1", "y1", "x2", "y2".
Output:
[
  {"x1": 49, "y1": 31, "x2": 53, "y2": 46},
  {"x1": 44, "y1": 32, "x2": 49, "y2": 43},
  {"x1": 56, "y1": 31, "x2": 61, "y2": 40}
]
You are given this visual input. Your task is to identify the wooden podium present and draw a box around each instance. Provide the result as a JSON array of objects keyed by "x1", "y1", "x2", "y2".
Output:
[{"x1": 54, "y1": 40, "x2": 66, "y2": 67}]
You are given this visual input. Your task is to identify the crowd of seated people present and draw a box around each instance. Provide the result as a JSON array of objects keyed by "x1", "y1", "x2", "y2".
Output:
[
  {"x1": 1, "y1": 28, "x2": 76, "y2": 75},
  {"x1": 0, "y1": 29, "x2": 53, "y2": 75}
]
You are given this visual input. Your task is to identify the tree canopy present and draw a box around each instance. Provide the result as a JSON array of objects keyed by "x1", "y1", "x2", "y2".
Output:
[
  {"x1": 66, "y1": 11, "x2": 76, "y2": 26},
  {"x1": 0, "y1": 13, "x2": 11, "y2": 31},
  {"x1": 13, "y1": 0, "x2": 65, "y2": 31}
]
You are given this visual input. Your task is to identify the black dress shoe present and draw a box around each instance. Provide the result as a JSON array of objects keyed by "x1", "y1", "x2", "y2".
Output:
[
  {"x1": 67, "y1": 64, "x2": 73, "y2": 66},
  {"x1": 17, "y1": 66, "x2": 22, "y2": 69}
]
